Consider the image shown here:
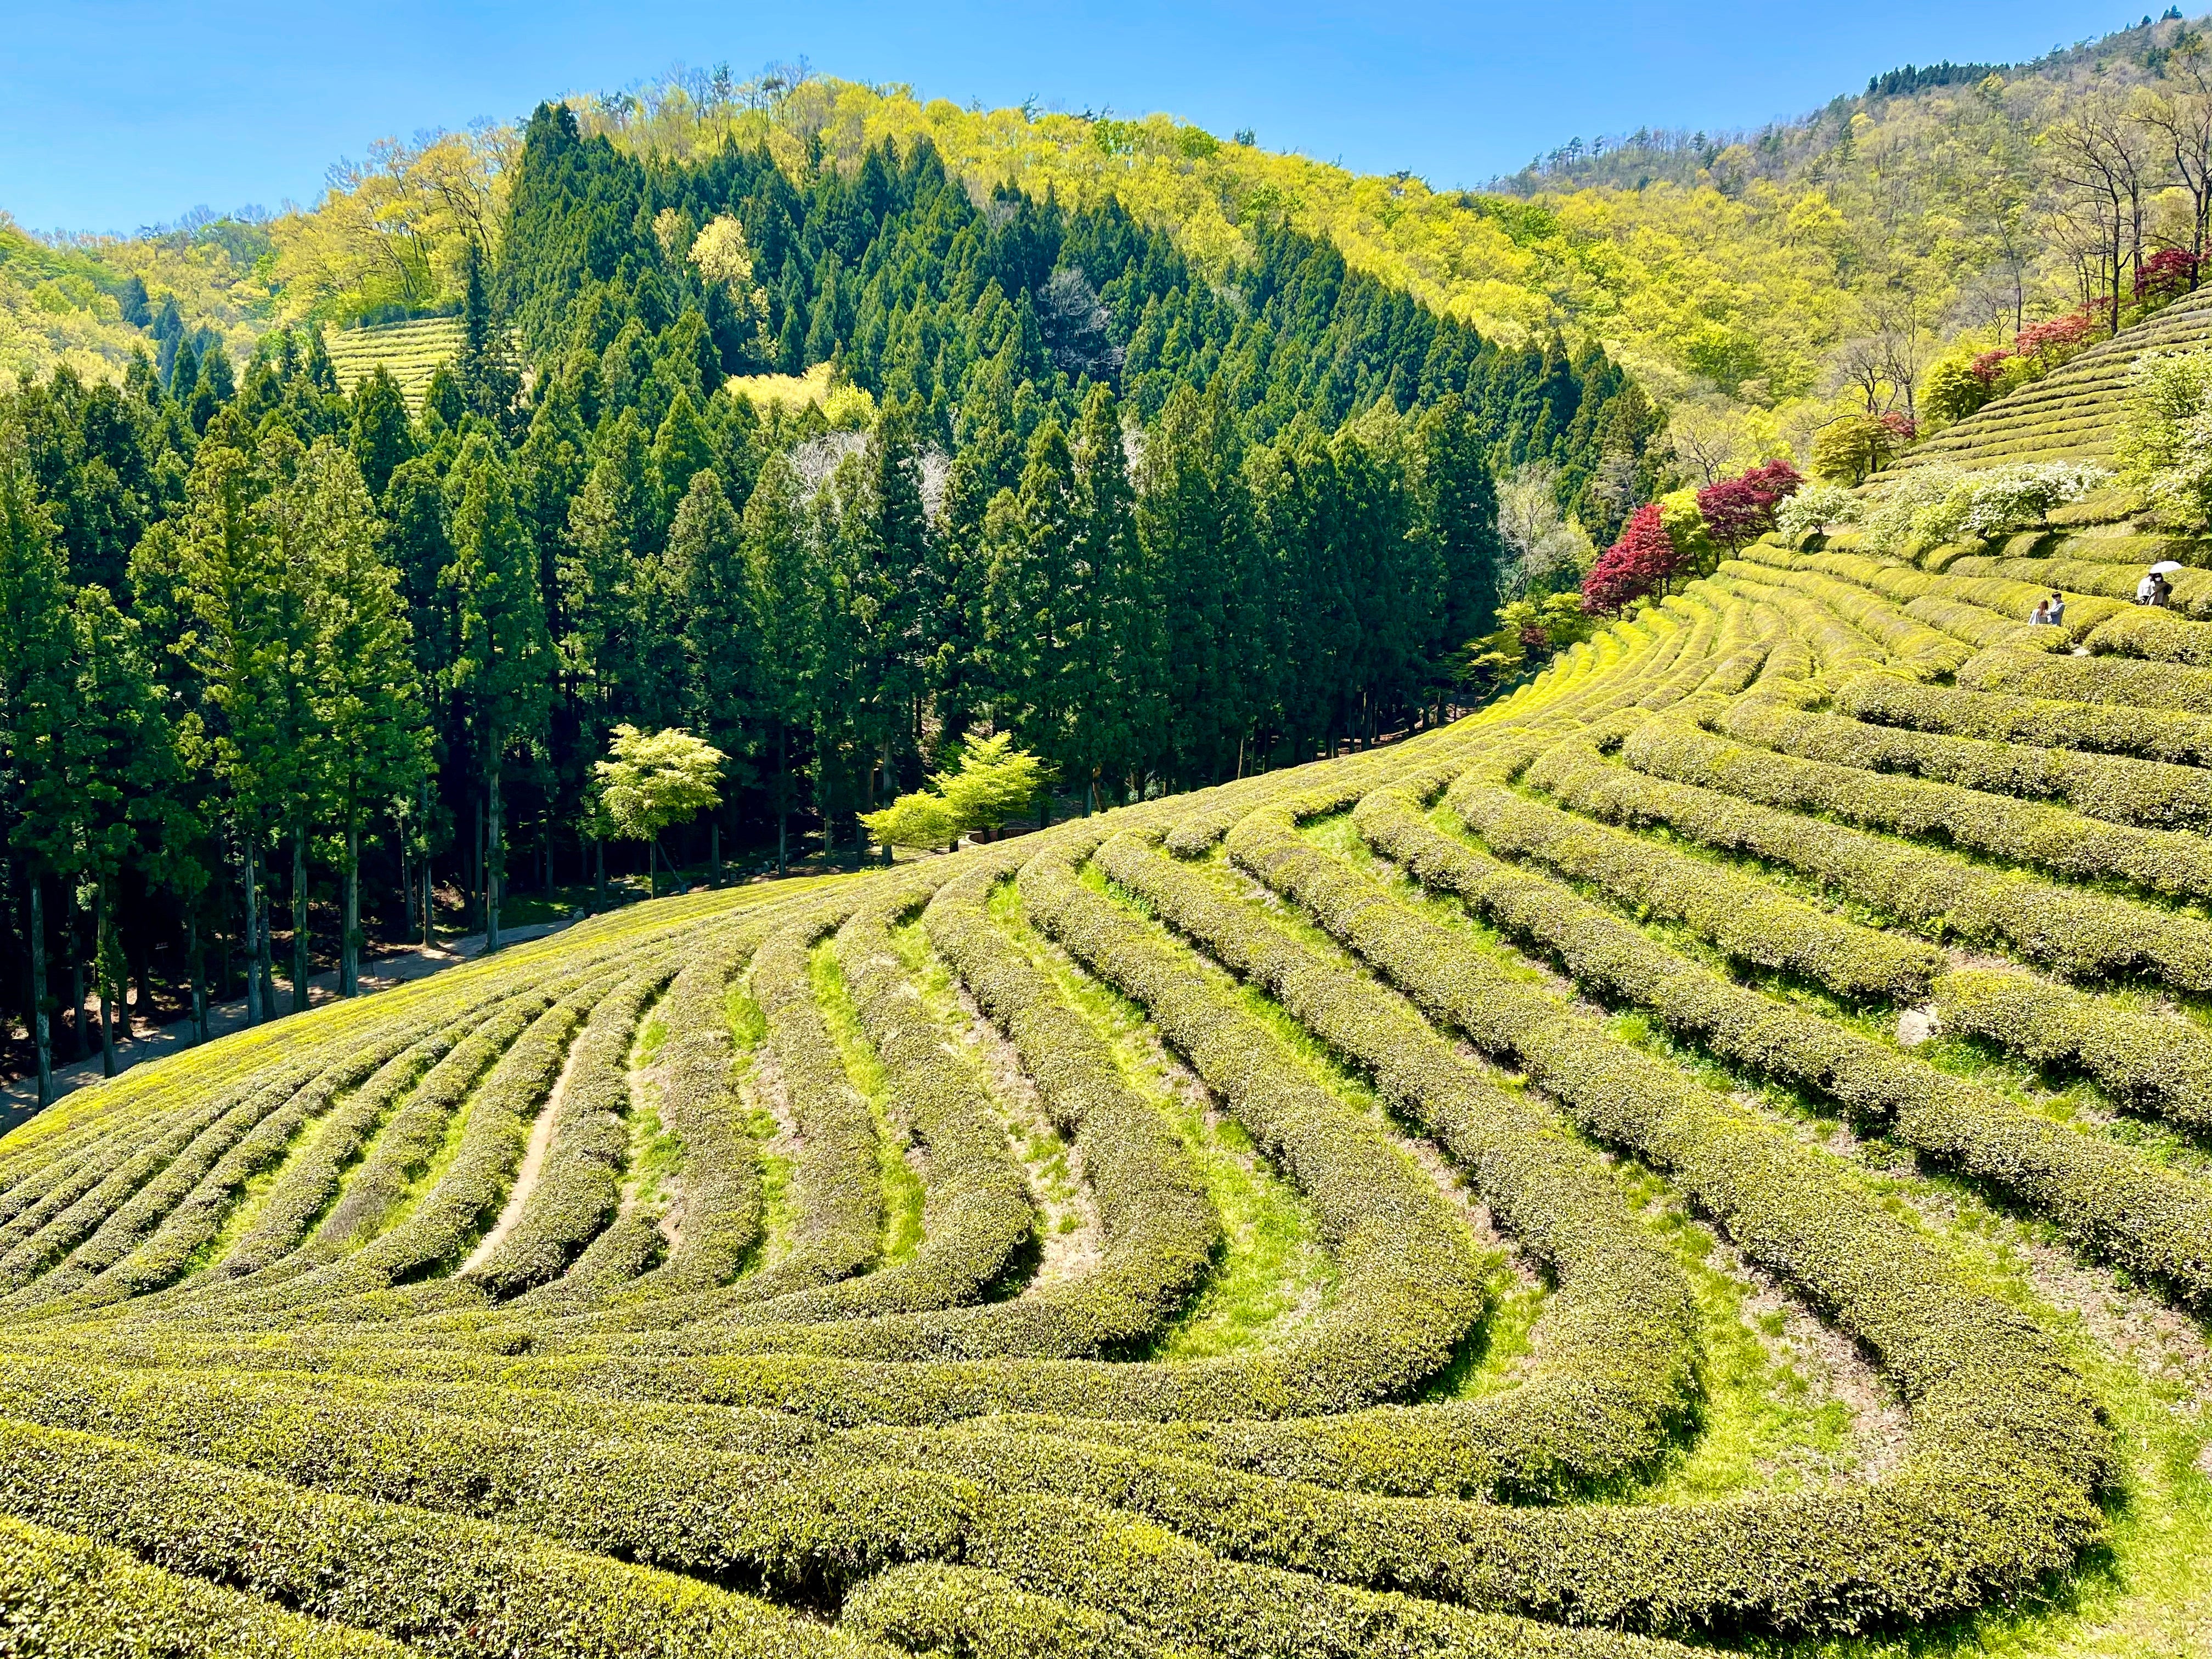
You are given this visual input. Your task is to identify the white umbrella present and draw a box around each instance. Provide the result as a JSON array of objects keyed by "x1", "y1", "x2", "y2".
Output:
[{"x1": 2150, "y1": 560, "x2": 2187, "y2": 574}]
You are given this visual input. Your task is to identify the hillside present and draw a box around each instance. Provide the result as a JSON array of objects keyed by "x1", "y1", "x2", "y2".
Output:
[
  {"x1": 5, "y1": 449, "x2": 2212, "y2": 1650},
  {"x1": 19, "y1": 10, "x2": 2212, "y2": 485},
  {"x1": 321, "y1": 314, "x2": 464, "y2": 405}
]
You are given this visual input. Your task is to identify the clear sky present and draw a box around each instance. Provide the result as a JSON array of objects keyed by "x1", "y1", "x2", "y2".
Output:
[{"x1": 0, "y1": 0, "x2": 2155, "y2": 234}]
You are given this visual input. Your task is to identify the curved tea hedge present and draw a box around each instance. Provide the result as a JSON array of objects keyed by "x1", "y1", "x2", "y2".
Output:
[{"x1": 10, "y1": 517, "x2": 2212, "y2": 1658}]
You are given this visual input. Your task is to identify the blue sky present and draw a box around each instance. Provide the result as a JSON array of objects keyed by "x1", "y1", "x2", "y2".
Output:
[{"x1": 1, "y1": 1, "x2": 2155, "y2": 234}]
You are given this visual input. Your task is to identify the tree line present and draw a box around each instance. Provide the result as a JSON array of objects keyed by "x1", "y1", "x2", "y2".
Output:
[{"x1": 0, "y1": 106, "x2": 1660, "y2": 1099}]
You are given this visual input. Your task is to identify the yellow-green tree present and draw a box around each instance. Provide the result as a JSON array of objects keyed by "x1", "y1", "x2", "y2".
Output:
[{"x1": 592, "y1": 724, "x2": 726, "y2": 896}]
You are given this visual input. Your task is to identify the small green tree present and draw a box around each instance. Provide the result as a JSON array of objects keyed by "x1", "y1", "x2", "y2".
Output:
[
  {"x1": 857, "y1": 791, "x2": 963, "y2": 853},
  {"x1": 861, "y1": 732, "x2": 1049, "y2": 855},
  {"x1": 935, "y1": 732, "x2": 1048, "y2": 838},
  {"x1": 592, "y1": 724, "x2": 725, "y2": 896}
]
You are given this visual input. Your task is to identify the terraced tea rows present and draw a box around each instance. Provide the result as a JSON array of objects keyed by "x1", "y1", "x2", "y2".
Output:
[
  {"x1": 322, "y1": 317, "x2": 465, "y2": 405},
  {"x1": 1882, "y1": 285, "x2": 2212, "y2": 476},
  {"x1": 7, "y1": 511, "x2": 2212, "y2": 1656}
]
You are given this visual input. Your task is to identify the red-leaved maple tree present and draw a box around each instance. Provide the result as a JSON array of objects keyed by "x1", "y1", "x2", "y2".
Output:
[
  {"x1": 1582, "y1": 503, "x2": 1680, "y2": 614},
  {"x1": 1695, "y1": 459, "x2": 1804, "y2": 552}
]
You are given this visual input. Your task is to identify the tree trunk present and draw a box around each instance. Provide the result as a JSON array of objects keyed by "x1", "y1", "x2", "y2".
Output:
[
  {"x1": 291, "y1": 825, "x2": 311, "y2": 1015},
  {"x1": 417, "y1": 781, "x2": 433, "y2": 949},
  {"x1": 95, "y1": 878, "x2": 117, "y2": 1079},
  {"x1": 593, "y1": 837, "x2": 605, "y2": 901},
  {"x1": 342, "y1": 823, "x2": 360, "y2": 997},
  {"x1": 485, "y1": 744, "x2": 504, "y2": 952},
  {"x1": 68, "y1": 899, "x2": 87, "y2": 1059},
  {"x1": 473, "y1": 798, "x2": 487, "y2": 933},
  {"x1": 776, "y1": 722, "x2": 788, "y2": 877},
  {"x1": 259, "y1": 870, "x2": 278, "y2": 1022},
  {"x1": 710, "y1": 821, "x2": 721, "y2": 887},
  {"x1": 28, "y1": 872, "x2": 52, "y2": 1108},
  {"x1": 241, "y1": 831, "x2": 262, "y2": 1026},
  {"x1": 188, "y1": 910, "x2": 207, "y2": 1044},
  {"x1": 647, "y1": 838, "x2": 662, "y2": 900}
]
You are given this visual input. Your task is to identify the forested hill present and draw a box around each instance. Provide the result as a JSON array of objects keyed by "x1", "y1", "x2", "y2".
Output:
[
  {"x1": 0, "y1": 94, "x2": 1659, "y2": 1086},
  {"x1": 496, "y1": 104, "x2": 1655, "y2": 511}
]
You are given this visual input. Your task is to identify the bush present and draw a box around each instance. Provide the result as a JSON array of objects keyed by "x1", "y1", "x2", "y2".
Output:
[
  {"x1": 2116, "y1": 348, "x2": 2212, "y2": 526},
  {"x1": 1774, "y1": 482, "x2": 1858, "y2": 540}
]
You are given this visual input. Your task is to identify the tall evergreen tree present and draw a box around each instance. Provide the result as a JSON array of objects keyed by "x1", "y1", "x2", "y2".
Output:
[
  {"x1": 741, "y1": 452, "x2": 818, "y2": 874},
  {"x1": 292, "y1": 441, "x2": 426, "y2": 994},
  {"x1": 1136, "y1": 383, "x2": 1264, "y2": 784},
  {"x1": 445, "y1": 433, "x2": 552, "y2": 950},
  {"x1": 176, "y1": 442, "x2": 309, "y2": 1025},
  {"x1": 58, "y1": 585, "x2": 178, "y2": 1073},
  {"x1": 0, "y1": 416, "x2": 75, "y2": 1101},
  {"x1": 349, "y1": 367, "x2": 416, "y2": 503},
  {"x1": 664, "y1": 469, "x2": 758, "y2": 876}
]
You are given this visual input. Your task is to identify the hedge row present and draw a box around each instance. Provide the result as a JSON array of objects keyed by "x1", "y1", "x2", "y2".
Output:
[
  {"x1": 1837, "y1": 670, "x2": 2212, "y2": 770},
  {"x1": 1534, "y1": 727, "x2": 2212, "y2": 989},
  {"x1": 1626, "y1": 712, "x2": 2212, "y2": 906},
  {"x1": 2083, "y1": 603, "x2": 2212, "y2": 665},
  {"x1": 1732, "y1": 542, "x2": 2099, "y2": 653},
  {"x1": 289, "y1": 974, "x2": 611, "y2": 1300},
  {"x1": 1713, "y1": 572, "x2": 1889, "y2": 682},
  {"x1": 1959, "y1": 642, "x2": 2212, "y2": 712},
  {"x1": 621, "y1": 923, "x2": 771, "y2": 1293},
  {"x1": 729, "y1": 904, "x2": 886, "y2": 1308},
  {"x1": 1098, "y1": 823, "x2": 1703, "y2": 1502},
  {"x1": 842, "y1": 1564, "x2": 1182, "y2": 1659},
  {"x1": 912, "y1": 844, "x2": 1220, "y2": 1361},
  {"x1": 0, "y1": 1369, "x2": 1698, "y2": 1659},
  {"x1": 1934, "y1": 968, "x2": 2212, "y2": 1130},
  {"x1": 1948, "y1": 551, "x2": 2212, "y2": 620},
  {"x1": 1016, "y1": 817, "x2": 1496, "y2": 1418},
  {"x1": 1436, "y1": 748, "x2": 2212, "y2": 1308},
  {"x1": 0, "y1": 1511, "x2": 419, "y2": 1658},
  {"x1": 687, "y1": 873, "x2": 1037, "y2": 1341},
  {"x1": 1453, "y1": 758, "x2": 1939, "y2": 1001},
  {"x1": 1716, "y1": 561, "x2": 1973, "y2": 680},
  {"x1": 302, "y1": 991, "x2": 560, "y2": 1263},
  {"x1": 1717, "y1": 694, "x2": 2212, "y2": 833},
  {"x1": 208, "y1": 1011, "x2": 507, "y2": 1286},
  {"x1": 0, "y1": 1091, "x2": 258, "y2": 1295},
  {"x1": 462, "y1": 966, "x2": 673, "y2": 1299},
  {"x1": 0, "y1": 1414, "x2": 884, "y2": 1659},
  {"x1": 1293, "y1": 765, "x2": 2115, "y2": 1635},
  {"x1": 32, "y1": 1009, "x2": 467, "y2": 1314}
]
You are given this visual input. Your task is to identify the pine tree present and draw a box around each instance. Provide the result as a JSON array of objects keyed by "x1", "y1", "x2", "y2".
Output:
[
  {"x1": 1412, "y1": 393, "x2": 1502, "y2": 677},
  {"x1": 291, "y1": 441, "x2": 426, "y2": 994},
  {"x1": 456, "y1": 239, "x2": 518, "y2": 425},
  {"x1": 445, "y1": 433, "x2": 552, "y2": 950},
  {"x1": 922, "y1": 444, "x2": 994, "y2": 759},
  {"x1": 176, "y1": 443, "x2": 309, "y2": 1025},
  {"x1": 1137, "y1": 383, "x2": 1263, "y2": 784},
  {"x1": 349, "y1": 367, "x2": 416, "y2": 502},
  {"x1": 651, "y1": 389, "x2": 716, "y2": 531},
  {"x1": 561, "y1": 409, "x2": 661, "y2": 731},
  {"x1": 1066, "y1": 385, "x2": 1146, "y2": 806},
  {"x1": 838, "y1": 403, "x2": 930, "y2": 804},
  {"x1": 664, "y1": 469, "x2": 758, "y2": 876},
  {"x1": 741, "y1": 452, "x2": 819, "y2": 873},
  {"x1": 982, "y1": 417, "x2": 1076, "y2": 811},
  {"x1": 0, "y1": 415, "x2": 75, "y2": 1102},
  {"x1": 58, "y1": 585, "x2": 178, "y2": 1072}
]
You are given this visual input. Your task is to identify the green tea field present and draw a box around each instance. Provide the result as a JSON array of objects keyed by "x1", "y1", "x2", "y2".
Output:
[{"x1": 7, "y1": 465, "x2": 2212, "y2": 1657}]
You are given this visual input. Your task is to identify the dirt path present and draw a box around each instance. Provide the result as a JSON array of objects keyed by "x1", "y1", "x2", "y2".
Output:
[{"x1": 458, "y1": 1021, "x2": 584, "y2": 1274}]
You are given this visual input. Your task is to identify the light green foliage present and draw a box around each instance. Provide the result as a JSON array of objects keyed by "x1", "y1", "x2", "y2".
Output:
[
  {"x1": 864, "y1": 731, "x2": 1050, "y2": 851},
  {"x1": 1773, "y1": 481, "x2": 1858, "y2": 539},
  {"x1": 594, "y1": 723, "x2": 727, "y2": 846},
  {"x1": 2118, "y1": 348, "x2": 2212, "y2": 525}
]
